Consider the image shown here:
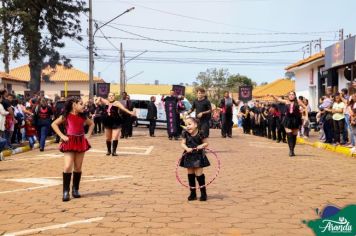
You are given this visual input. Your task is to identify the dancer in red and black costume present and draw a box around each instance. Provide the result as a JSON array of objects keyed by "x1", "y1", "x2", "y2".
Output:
[
  {"x1": 270, "y1": 92, "x2": 306, "y2": 157},
  {"x1": 95, "y1": 93, "x2": 135, "y2": 156},
  {"x1": 51, "y1": 97, "x2": 94, "y2": 202}
]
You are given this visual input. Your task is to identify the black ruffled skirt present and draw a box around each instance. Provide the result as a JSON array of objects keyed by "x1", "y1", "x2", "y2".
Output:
[
  {"x1": 180, "y1": 151, "x2": 210, "y2": 168},
  {"x1": 102, "y1": 116, "x2": 122, "y2": 129},
  {"x1": 283, "y1": 115, "x2": 302, "y2": 129}
]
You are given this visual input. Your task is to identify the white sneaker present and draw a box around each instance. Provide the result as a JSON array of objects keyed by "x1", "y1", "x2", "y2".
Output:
[{"x1": 351, "y1": 147, "x2": 355, "y2": 153}]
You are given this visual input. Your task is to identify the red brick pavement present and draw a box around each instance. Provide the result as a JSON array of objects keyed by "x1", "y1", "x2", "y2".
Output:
[{"x1": 1, "y1": 127, "x2": 356, "y2": 236}]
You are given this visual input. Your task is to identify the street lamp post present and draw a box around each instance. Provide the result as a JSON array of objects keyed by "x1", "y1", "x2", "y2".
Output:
[{"x1": 88, "y1": 0, "x2": 134, "y2": 99}]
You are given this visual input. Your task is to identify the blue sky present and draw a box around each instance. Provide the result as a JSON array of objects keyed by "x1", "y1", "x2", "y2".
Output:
[{"x1": 2, "y1": 0, "x2": 356, "y2": 85}]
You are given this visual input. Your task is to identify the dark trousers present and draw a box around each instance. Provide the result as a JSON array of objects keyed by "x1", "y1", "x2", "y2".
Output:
[
  {"x1": 149, "y1": 119, "x2": 156, "y2": 135},
  {"x1": 323, "y1": 118, "x2": 334, "y2": 143},
  {"x1": 11, "y1": 122, "x2": 22, "y2": 144},
  {"x1": 94, "y1": 116, "x2": 102, "y2": 134},
  {"x1": 221, "y1": 113, "x2": 233, "y2": 137},
  {"x1": 277, "y1": 118, "x2": 286, "y2": 142},
  {"x1": 242, "y1": 117, "x2": 251, "y2": 134},
  {"x1": 199, "y1": 119, "x2": 210, "y2": 137},
  {"x1": 333, "y1": 118, "x2": 345, "y2": 144},
  {"x1": 37, "y1": 120, "x2": 51, "y2": 149},
  {"x1": 268, "y1": 118, "x2": 277, "y2": 140},
  {"x1": 121, "y1": 115, "x2": 131, "y2": 137},
  {"x1": 128, "y1": 117, "x2": 133, "y2": 136}
]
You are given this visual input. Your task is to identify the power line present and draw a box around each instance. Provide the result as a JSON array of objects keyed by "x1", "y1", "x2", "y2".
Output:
[
  {"x1": 103, "y1": 25, "x2": 303, "y2": 54},
  {"x1": 117, "y1": 0, "x2": 283, "y2": 33},
  {"x1": 106, "y1": 22, "x2": 338, "y2": 36},
  {"x1": 95, "y1": 35, "x2": 315, "y2": 44}
]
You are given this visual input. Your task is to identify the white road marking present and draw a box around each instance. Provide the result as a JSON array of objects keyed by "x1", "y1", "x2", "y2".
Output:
[
  {"x1": 5, "y1": 146, "x2": 155, "y2": 162},
  {"x1": 144, "y1": 146, "x2": 154, "y2": 155},
  {"x1": 0, "y1": 175, "x2": 132, "y2": 195},
  {"x1": 3, "y1": 217, "x2": 104, "y2": 236}
]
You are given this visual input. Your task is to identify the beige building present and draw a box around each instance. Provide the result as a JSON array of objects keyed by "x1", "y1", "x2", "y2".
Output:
[
  {"x1": 8, "y1": 64, "x2": 104, "y2": 98},
  {"x1": 0, "y1": 72, "x2": 28, "y2": 93}
]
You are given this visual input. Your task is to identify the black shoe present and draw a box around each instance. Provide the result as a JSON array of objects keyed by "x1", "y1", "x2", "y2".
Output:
[
  {"x1": 150, "y1": 134, "x2": 155, "y2": 137},
  {"x1": 169, "y1": 136, "x2": 173, "y2": 140},
  {"x1": 200, "y1": 191, "x2": 207, "y2": 201},
  {"x1": 72, "y1": 172, "x2": 82, "y2": 198},
  {"x1": 188, "y1": 191, "x2": 197, "y2": 201},
  {"x1": 276, "y1": 140, "x2": 281, "y2": 143},
  {"x1": 112, "y1": 140, "x2": 118, "y2": 156},
  {"x1": 174, "y1": 136, "x2": 179, "y2": 140},
  {"x1": 187, "y1": 173, "x2": 197, "y2": 201},
  {"x1": 62, "y1": 172, "x2": 72, "y2": 202},
  {"x1": 120, "y1": 135, "x2": 124, "y2": 139},
  {"x1": 222, "y1": 135, "x2": 226, "y2": 138},
  {"x1": 40, "y1": 148, "x2": 44, "y2": 152},
  {"x1": 289, "y1": 150, "x2": 296, "y2": 157},
  {"x1": 227, "y1": 135, "x2": 232, "y2": 138},
  {"x1": 106, "y1": 141, "x2": 111, "y2": 156},
  {"x1": 283, "y1": 140, "x2": 287, "y2": 143},
  {"x1": 196, "y1": 174, "x2": 207, "y2": 201}
]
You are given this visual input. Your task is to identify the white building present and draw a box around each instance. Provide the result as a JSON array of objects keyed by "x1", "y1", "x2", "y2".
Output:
[{"x1": 285, "y1": 36, "x2": 356, "y2": 111}]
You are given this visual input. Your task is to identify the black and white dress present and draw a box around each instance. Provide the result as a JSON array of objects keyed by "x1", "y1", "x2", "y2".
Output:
[{"x1": 180, "y1": 131, "x2": 210, "y2": 168}]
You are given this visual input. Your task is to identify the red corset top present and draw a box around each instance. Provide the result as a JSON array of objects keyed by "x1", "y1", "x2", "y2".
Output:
[{"x1": 66, "y1": 113, "x2": 86, "y2": 135}]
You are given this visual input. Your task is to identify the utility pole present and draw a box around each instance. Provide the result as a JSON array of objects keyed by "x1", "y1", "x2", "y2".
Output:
[
  {"x1": 120, "y1": 43, "x2": 124, "y2": 96},
  {"x1": 88, "y1": 0, "x2": 94, "y2": 99},
  {"x1": 309, "y1": 41, "x2": 312, "y2": 57},
  {"x1": 339, "y1": 28, "x2": 344, "y2": 41}
]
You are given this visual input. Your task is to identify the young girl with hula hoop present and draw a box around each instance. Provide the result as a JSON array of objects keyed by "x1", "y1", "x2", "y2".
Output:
[
  {"x1": 51, "y1": 97, "x2": 94, "y2": 202},
  {"x1": 180, "y1": 117, "x2": 210, "y2": 201}
]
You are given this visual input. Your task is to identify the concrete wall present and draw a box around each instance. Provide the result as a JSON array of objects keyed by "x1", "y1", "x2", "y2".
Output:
[
  {"x1": 41, "y1": 81, "x2": 90, "y2": 98},
  {"x1": 294, "y1": 60, "x2": 324, "y2": 111},
  {"x1": 1, "y1": 79, "x2": 28, "y2": 94}
]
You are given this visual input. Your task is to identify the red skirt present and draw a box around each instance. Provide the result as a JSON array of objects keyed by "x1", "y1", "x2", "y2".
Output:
[{"x1": 59, "y1": 135, "x2": 91, "y2": 153}]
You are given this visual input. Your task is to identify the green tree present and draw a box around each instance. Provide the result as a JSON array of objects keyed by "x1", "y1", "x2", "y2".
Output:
[
  {"x1": 1, "y1": 0, "x2": 86, "y2": 92},
  {"x1": 226, "y1": 74, "x2": 256, "y2": 93},
  {"x1": 195, "y1": 68, "x2": 256, "y2": 105}
]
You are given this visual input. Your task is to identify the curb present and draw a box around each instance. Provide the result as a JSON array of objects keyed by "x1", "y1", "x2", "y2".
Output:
[
  {"x1": 0, "y1": 139, "x2": 56, "y2": 160},
  {"x1": 297, "y1": 137, "x2": 355, "y2": 158}
]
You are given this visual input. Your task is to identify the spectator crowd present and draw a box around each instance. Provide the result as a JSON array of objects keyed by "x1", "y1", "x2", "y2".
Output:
[{"x1": 0, "y1": 89, "x2": 135, "y2": 157}]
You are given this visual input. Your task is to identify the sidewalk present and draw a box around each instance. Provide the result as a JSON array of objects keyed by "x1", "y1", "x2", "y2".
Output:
[
  {"x1": 297, "y1": 131, "x2": 355, "y2": 158},
  {"x1": 0, "y1": 138, "x2": 56, "y2": 160}
]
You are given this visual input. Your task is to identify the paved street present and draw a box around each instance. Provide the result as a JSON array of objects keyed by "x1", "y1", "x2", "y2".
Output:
[{"x1": 1, "y1": 127, "x2": 356, "y2": 236}]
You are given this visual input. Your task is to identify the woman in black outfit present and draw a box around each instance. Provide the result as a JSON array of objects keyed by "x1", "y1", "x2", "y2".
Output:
[
  {"x1": 270, "y1": 92, "x2": 306, "y2": 157},
  {"x1": 95, "y1": 93, "x2": 135, "y2": 156}
]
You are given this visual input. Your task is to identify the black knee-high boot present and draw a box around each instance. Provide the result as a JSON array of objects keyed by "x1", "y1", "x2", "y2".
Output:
[
  {"x1": 63, "y1": 172, "x2": 72, "y2": 202},
  {"x1": 112, "y1": 140, "x2": 118, "y2": 156},
  {"x1": 72, "y1": 172, "x2": 82, "y2": 198},
  {"x1": 196, "y1": 174, "x2": 207, "y2": 201},
  {"x1": 187, "y1": 174, "x2": 197, "y2": 201},
  {"x1": 292, "y1": 134, "x2": 297, "y2": 156},
  {"x1": 287, "y1": 133, "x2": 295, "y2": 157},
  {"x1": 106, "y1": 141, "x2": 111, "y2": 156}
]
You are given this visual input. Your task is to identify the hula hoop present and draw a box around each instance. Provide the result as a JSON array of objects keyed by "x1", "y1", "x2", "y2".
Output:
[{"x1": 175, "y1": 148, "x2": 221, "y2": 189}]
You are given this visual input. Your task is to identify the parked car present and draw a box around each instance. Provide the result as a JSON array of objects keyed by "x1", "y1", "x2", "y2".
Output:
[{"x1": 130, "y1": 94, "x2": 192, "y2": 127}]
